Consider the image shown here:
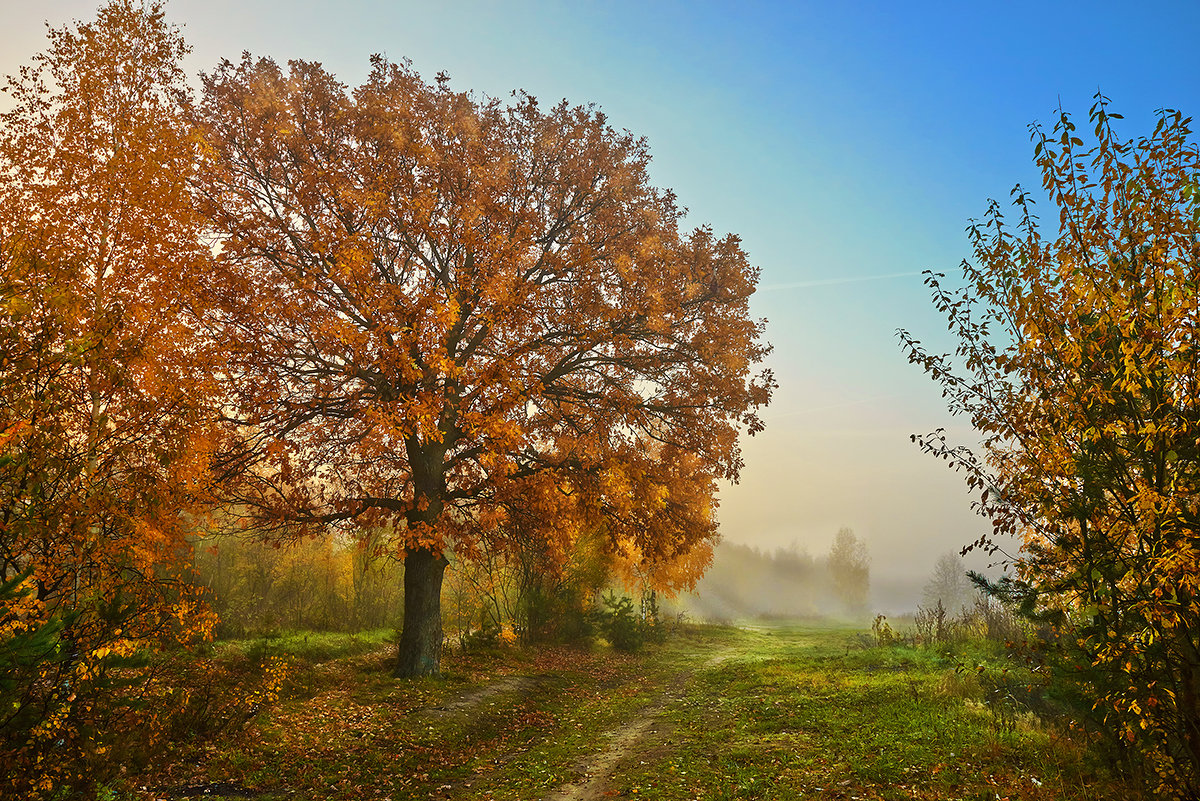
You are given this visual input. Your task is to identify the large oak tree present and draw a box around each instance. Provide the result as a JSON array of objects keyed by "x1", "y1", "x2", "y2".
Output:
[{"x1": 199, "y1": 56, "x2": 772, "y2": 676}]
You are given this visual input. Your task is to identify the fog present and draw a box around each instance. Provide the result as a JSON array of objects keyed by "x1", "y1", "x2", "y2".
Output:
[
  {"x1": 668, "y1": 537, "x2": 999, "y2": 624},
  {"x1": 709, "y1": 401, "x2": 1007, "y2": 617}
]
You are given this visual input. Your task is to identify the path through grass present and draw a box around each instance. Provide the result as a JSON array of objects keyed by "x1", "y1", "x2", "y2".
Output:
[{"x1": 148, "y1": 623, "x2": 1135, "y2": 800}]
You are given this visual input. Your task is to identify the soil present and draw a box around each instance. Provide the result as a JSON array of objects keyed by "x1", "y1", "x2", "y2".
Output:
[{"x1": 542, "y1": 650, "x2": 733, "y2": 801}]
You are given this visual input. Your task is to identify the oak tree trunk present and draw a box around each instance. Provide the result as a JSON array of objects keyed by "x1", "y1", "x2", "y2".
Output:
[
  {"x1": 395, "y1": 545, "x2": 448, "y2": 677},
  {"x1": 396, "y1": 439, "x2": 449, "y2": 677}
]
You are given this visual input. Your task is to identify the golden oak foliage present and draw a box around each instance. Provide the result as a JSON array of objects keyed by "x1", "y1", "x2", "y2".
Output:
[
  {"x1": 902, "y1": 97, "x2": 1200, "y2": 797},
  {"x1": 198, "y1": 55, "x2": 772, "y2": 674},
  {"x1": 0, "y1": 2, "x2": 221, "y2": 793}
]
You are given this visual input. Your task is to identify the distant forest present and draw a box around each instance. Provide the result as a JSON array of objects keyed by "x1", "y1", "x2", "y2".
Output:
[{"x1": 676, "y1": 529, "x2": 870, "y2": 621}]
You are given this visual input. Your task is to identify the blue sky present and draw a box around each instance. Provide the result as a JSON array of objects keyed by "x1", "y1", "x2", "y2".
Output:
[{"x1": 7, "y1": 1, "x2": 1200, "y2": 607}]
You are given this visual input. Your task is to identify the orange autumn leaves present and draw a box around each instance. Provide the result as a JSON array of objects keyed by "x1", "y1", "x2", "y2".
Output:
[
  {"x1": 197, "y1": 55, "x2": 770, "y2": 630},
  {"x1": 0, "y1": 2, "x2": 224, "y2": 793},
  {"x1": 199, "y1": 55, "x2": 769, "y2": 519}
]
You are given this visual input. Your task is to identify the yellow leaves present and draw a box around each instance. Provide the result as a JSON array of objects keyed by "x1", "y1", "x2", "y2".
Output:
[
  {"x1": 649, "y1": 482, "x2": 670, "y2": 511},
  {"x1": 245, "y1": 655, "x2": 292, "y2": 710},
  {"x1": 598, "y1": 463, "x2": 632, "y2": 501},
  {"x1": 0, "y1": 576, "x2": 45, "y2": 643},
  {"x1": 912, "y1": 99, "x2": 1200, "y2": 795}
]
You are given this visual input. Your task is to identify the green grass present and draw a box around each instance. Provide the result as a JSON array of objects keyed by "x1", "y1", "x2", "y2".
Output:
[
  {"x1": 211, "y1": 627, "x2": 396, "y2": 662},
  {"x1": 141, "y1": 623, "x2": 1137, "y2": 801},
  {"x1": 616, "y1": 625, "x2": 1127, "y2": 801}
]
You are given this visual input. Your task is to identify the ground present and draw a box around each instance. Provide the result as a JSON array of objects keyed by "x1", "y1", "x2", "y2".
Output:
[{"x1": 144, "y1": 623, "x2": 1136, "y2": 801}]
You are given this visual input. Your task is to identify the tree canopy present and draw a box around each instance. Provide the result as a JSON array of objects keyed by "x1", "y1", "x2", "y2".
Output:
[
  {"x1": 198, "y1": 55, "x2": 773, "y2": 675},
  {"x1": 0, "y1": 1, "x2": 219, "y2": 791}
]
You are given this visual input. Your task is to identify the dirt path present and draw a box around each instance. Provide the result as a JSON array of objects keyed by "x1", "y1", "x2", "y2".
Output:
[
  {"x1": 148, "y1": 631, "x2": 748, "y2": 801},
  {"x1": 543, "y1": 650, "x2": 734, "y2": 801},
  {"x1": 544, "y1": 713, "x2": 659, "y2": 801},
  {"x1": 428, "y1": 674, "x2": 542, "y2": 714}
]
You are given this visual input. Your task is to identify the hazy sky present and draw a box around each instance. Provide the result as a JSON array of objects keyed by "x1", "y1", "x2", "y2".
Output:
[{"x1": 6, "y1": 1, "x2": 1200, "y2": 607}]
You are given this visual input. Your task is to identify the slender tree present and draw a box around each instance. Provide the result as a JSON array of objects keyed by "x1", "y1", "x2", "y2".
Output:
[
  {"x1": 922, "y1": 552, "x2": 974, "y2": 613},
  {"x1": 198, "y1": 55, "x2": 773, "y2": 676},
  {"x1": 0, "y1": 1, "x2": 217, "y2": 792},
  {"x1": 900, "y1": 97, "x2": 1200, "y2": 796},
  {"x1": 827, "y1": 527, "x2": 869, "y2": 617}
]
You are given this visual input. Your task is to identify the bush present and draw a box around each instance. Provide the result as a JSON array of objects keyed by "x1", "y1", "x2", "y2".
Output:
[
  {"x1": 592, "y1": 593, "x2": 644, "y2": 652},
  {"x1": 871, "y1": 614, "x2": 897, "y2": 647}
]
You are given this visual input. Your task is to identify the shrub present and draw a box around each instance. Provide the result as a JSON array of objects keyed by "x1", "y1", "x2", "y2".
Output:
[{"x1": 592, "y1": 593, "x2": 644, "y2": 653}]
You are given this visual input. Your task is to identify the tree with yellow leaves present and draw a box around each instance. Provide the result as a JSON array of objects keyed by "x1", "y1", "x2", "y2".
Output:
[{"x1": 901, "y1": 95, "x2": 1200, "y2": 797}]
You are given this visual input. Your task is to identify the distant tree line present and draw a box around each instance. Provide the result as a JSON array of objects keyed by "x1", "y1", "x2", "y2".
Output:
[{"x1": 682, "y1": 527, "x2": 870, "y2": 621}]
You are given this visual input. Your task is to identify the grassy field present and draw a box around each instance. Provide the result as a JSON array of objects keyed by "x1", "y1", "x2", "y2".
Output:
[{"x1": 143, "y1": 623, "x2": 1137, "y2": 801}]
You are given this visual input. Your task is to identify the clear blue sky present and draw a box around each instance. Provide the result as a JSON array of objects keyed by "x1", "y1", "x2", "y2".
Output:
[{"x1": 7, "y1": 1, "x2": 1200, "y2": 607}]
